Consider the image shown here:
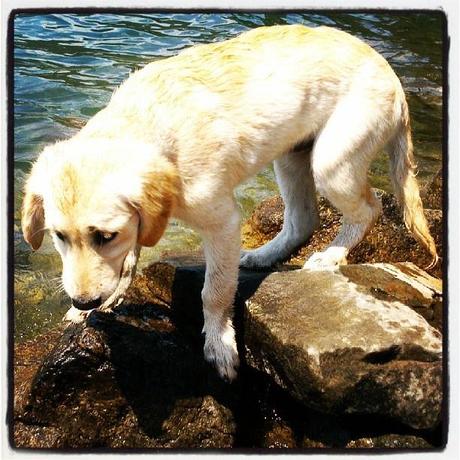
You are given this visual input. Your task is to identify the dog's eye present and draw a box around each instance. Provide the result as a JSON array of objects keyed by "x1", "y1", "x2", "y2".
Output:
[
  {"x1": 55, "y1": 231, "x2": 65, "y2": 242},
  {"x1": 94, "y1": 231, "x2": 118, "y2": 246}
]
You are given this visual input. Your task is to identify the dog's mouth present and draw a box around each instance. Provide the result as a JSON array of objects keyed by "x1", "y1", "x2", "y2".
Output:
[{"x1": 71, "y1": 245, "x2": 141, "y2": 314}]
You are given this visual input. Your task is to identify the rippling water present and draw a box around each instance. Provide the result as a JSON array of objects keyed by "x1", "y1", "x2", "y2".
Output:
[{"x1": 13, "y1": 12, "x2": 444, "y2": 341}]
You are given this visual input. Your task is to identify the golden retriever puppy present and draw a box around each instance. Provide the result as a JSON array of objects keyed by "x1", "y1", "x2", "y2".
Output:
[{"x1": 22, "y1": 25, "x2": 438, "y2": 380}]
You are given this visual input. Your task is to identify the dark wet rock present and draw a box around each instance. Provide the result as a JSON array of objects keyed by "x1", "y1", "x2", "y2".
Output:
[
  {"x1": 261, "y1": 422, "x2": 296, "y2": 448},
  {"x1": 14, "y1": 304, "x2": 235, "y2": 448},
  {"x1": 14, "y1": 326, "x2": 66, "y2": 418},
  {"x1": 236, "y1": 365, "x2": 442, "y2": 449},
  {"x1": 242, "y1": 187, "x2": 443, "y2": 278},
  {"x1": 244, "y1": 264, "x2": 442, "y2": 431},
  {"x1": 13, "y1": 422, "x2": 65, "y2": 449},
  {"x1": 346, "y1": 434, "x2": 432, "y2": 448}
]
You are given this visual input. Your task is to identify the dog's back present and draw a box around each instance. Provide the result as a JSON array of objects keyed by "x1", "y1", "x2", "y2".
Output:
[{"x1": 80, "y1": 25, "x2": 401, "y2": 186}]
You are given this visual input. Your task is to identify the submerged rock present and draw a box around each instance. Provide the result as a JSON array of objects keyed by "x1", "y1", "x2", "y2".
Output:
[{"x1": 244, "y1": 264, "x2": 442, "y2": 431}]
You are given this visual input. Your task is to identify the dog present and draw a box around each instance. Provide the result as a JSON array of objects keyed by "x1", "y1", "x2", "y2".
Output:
[{"x1": 22, "y1": 25, "x2": 438, "y2": 381}]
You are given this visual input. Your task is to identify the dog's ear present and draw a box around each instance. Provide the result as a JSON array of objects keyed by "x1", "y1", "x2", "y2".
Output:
[
  {"x1": 129, "y1": 160, "x2": 180, "y2": 247},
  {"x1": 21, "y1": 151, "x2": 52, "y2": 250},
  {"x1": 22, "y1": 185, "x2": 45, "y2": 251}
]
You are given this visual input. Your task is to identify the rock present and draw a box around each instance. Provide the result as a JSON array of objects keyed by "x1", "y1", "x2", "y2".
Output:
[
  {"x1": 14, "y1": 256, "x2": 443, "y2": 448},
  {"x1": 244, "y1": 264, "x2": 442, "y2": 430},
  {"x1": 126, "y1": 257, "x2": 443, "y2": 431},
  {"x1": 13, "y1": 423, "x2": 65, "y2": 449},
  {"x1": 14, "y1": 326, "x2": 68, "y2": 448},
  {"x1": 346, "y1": 434, "x2": 432, "y2": 448},
  {"x1": 340, "y1": 263, "x2": 442, "y2": 331},
  {"x1": 14, "y1": 303, "x2": 235, "y2": 448},
  {"x1": 241, "y1": 188, "x2": 443, "y2": 279},
  {"x1": 421, "y1": 168, "x2": 443, "y2": 210},
  {"x1": 262, "y1": 422, "x2": 297, "y2": 448}
]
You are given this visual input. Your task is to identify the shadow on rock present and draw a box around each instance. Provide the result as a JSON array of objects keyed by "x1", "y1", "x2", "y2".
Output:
[
  {"x1": 89, "y1": 310, "x2": 210, "y2": 439},
  {"x1": 167, "y1": 258, "x2": 273, "y2": 360}
]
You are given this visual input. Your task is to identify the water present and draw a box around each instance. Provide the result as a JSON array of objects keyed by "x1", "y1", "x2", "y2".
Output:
[{"x1": 13, "y1": 12, "x2": 444, "y2": 341}]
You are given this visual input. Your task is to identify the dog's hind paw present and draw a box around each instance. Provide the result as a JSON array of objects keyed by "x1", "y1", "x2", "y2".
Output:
[
  {"x1": 240, "y1": 249, "x2": 273, "y2": 270},
  {"x1": 62, "y1": 306, "x2": 90, "y2": 323},
  {"x1": 203, "y1": 318, "x2": 239, "y2": 382},
  {"x1": 303, "y1": 248, "x2": 347, "y2": 270}
]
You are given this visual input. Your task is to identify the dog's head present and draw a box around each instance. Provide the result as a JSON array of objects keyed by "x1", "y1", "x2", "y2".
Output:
[{"x1": 21, "y1": 139, "x2": 179, "y2": 311}]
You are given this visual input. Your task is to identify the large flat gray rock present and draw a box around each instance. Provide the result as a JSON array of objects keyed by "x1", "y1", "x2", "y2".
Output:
[{"x1": 244, "y1": 263, "x2": 442, "y2": 430}]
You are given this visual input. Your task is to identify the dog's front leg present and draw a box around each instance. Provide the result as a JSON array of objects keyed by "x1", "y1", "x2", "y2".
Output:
[{"x1": 200, "y1": 205, "x2": 241, "y2": 381}]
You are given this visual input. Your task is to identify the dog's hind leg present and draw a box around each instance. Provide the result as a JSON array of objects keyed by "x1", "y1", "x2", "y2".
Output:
[
  {"x1": 240, "y1": 146, "x2": 319, "y2": 269},
  {"x1": 303, "y1": 93, "x2": 387, "y2": 270},
  {"x1": 303, "y1": 180, "x2": 382, "y2": 269}
]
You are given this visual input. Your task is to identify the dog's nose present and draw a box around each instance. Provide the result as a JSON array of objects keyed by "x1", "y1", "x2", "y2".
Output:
[{"x1": 71, "y1": 297, "x2": 102, "y2": 311}]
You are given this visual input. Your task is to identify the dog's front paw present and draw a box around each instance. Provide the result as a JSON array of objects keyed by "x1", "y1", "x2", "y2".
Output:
[
  {"x1": 62, "y1": 306, "x2": 90, "y2": 323},
  {"x1": 203, "y1": 318, "x2": 239, "y2": 381},
  {"x1": 303, "y1": 248, "x2": 347, "y2": 270}
]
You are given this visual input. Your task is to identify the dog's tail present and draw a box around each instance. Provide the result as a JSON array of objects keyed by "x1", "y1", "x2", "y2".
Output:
[{"x1": 388, "y1": 95, "x2": 439, "y2": 269}]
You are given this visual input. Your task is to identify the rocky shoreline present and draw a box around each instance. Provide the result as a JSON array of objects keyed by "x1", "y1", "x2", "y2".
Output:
[
  {"x1": 242, "y1": 170, "x2": 443, "y2": 280},
  {"x1": 13, "y1": 170, "x2": 445, "y2": 449}
]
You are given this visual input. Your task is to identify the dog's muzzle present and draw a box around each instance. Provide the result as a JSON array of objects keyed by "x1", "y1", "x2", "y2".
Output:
[{"x1": 98, "y1": 245, "x2": 141, "y2": 312}]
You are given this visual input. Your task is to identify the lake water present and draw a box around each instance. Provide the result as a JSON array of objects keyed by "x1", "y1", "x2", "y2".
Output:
[{"x1": 13, "y1": 11, "x2": 444, "y2": 341}]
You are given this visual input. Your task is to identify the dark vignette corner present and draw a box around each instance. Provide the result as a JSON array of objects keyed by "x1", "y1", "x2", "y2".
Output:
[{"x1": 6, "y1": 8, "x2": 17, "y2": 451}]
